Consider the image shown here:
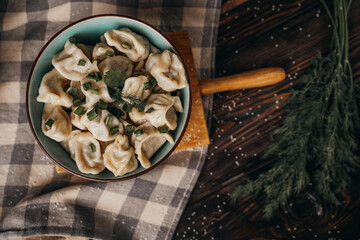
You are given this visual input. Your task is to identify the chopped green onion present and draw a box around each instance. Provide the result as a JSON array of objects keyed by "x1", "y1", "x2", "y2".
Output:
[
  {"x1": 86, "y1": 72, "x2": 102, "y2": 81},
  {"x1": 123, "y1": 102, "x2": 132, "y2": 112},
  {"x1": 87, "y1": 108, "x2": 98, "y2": 120},
  {"x1": 45, "y1": 119, "x2": 54, "y2": 127},
  {"x1": 110, "y1": 126, "x2": 119, "y2": 135},
  {"x1": 68, "y1": 86, "x2": 78, "y2": 98},
  {"x1": 158, "y1": 126, "x2": 169, "y2": 133},
  {"x1": 105, "y1": 50, "x2": 115, "y2": 57},
  {"x1": 126, "y1": 125, "x2": 135, "y2": 133},
  {"x1": 77, "y1": 59, "x2": 86, "y2": 66},
  {"x1": 143, "y1": 82, "x2": 149, "y2": 90},
  {"x1": 145, "y1": 107, "x2": 154, "y2": 114},
  {"x1": 72, "y1": 98, "x2": 82, "y2": 106},
  {"x1": 89, "y1": 143, "x2": 96, "y2": 152},
  {"x1": 91, "y1": 89, "x2": 100, "y2": 95},
  {"x1": 121, "y1": 43, "x2": 131, "y2": 49},
  {"x1": 134, "y1": 129, "x2": 144, "y2": 136},
  {"x1": 82, "y1": 82, "x2": 92, "y2": 91},
  {"x1": 74, "y1": 106, "x2": 85, "y2": 115},
  {"x1": 94, "y1": 99, "x2": 107, "y2": 110},
  {"x1": 104, "y1": 114, "x2": 113, "y2": 126},
  {"x1": 149, "y1": 77, "x2": 157, "y2": 88},
  {"x1": 69, "y1": 37, "x2": 76, "y2": 44}
]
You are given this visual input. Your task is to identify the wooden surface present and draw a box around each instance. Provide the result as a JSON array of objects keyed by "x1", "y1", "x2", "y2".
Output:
[{"x1": 174, "y1": 0, "x2": 360, "y2": 239}]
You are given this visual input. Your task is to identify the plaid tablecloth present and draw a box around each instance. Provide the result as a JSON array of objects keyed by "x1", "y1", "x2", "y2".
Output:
[{"x1": 0, "y1": 0, "x2": 220, "y2": 239}]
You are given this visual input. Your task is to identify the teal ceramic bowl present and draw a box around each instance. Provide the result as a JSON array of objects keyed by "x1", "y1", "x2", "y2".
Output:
[{"x1": 26, "y1": 15, "x2": 191, "y2": 181}]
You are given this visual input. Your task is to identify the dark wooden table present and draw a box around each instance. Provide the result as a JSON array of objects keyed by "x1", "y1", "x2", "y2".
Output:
[{"x1": 174, "y1": 0, "x2": 360, "y2": 239}]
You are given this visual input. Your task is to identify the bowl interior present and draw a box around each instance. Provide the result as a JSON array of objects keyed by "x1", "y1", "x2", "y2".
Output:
[{"x1": 27, "y1": 15, "x2": 190, "y2": 181}]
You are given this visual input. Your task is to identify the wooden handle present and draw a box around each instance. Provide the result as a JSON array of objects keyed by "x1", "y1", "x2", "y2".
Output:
[{"x1": 199, "y1": 67, "x2": 286, "y2": 95}]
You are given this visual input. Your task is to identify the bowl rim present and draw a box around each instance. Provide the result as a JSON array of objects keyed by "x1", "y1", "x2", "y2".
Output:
[{"x1": 26, "y1": 14, "x2": 192, "y2": 182}]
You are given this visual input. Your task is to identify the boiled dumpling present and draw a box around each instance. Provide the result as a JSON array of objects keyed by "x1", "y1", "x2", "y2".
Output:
[
  {"x1": 60, "y1": 130, "x2": 81, "y2": 152},
  {"x1": 36, "y1": 68, "x2": 72, "y2": 107},
  {"x1": 145, "y1": 50, "x2": 188, "y2": 91},
  {"x1": 52, "y1": 40, "x2": 92, "y2": 81},
  {"x1": 81, "y1": 109, "x2": 124, "y2": 142},
  {"x1": 129, "y1": 107, "x2": 147, "y2": 125},
  {"x1": 70, "y1": 107, "x2": 87, "y2": 130},
  {"x1": 67, "y1": 131, "x2": 105, "y2": 174},
  {"x1": 92, "y1": 42, "x2": 115, "y2": 63},
  {"x1": 121, "y1": 75, "x2": 151, "y2": 101},
  {"x1": 144, "y1": 93, "x2": 183, "y2": 130},
  {"x1": 104, "y1": 28, "x2": 150, "y2": 62},
  {"x1": 80, "y1": 61, "x2": 113, "y2": 107},
  {"x1": 42, "y1": 103, "x2": 72, "y2": 142},
  {"x1": 77, "y1": 43, "x2": 93, "y2": 61},
  {"x1": 98, "y1": 55, "x2": 133, "y2": 78},
  {"x1": 132, "y1": 122, "x2": 174, "y2": 168},
  {"x1": 104, "y1": 135, "x2": 138, "y2": 176}
]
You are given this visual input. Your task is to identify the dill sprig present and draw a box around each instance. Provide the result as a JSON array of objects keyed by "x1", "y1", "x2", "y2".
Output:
[{"x1": 231, "y1": 0, "x2": 359, "y2": 218}]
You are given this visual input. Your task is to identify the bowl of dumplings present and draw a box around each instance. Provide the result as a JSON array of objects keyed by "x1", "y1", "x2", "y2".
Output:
[{"x1": 26, "y1": 15, "x2": 191, "y2": 181}]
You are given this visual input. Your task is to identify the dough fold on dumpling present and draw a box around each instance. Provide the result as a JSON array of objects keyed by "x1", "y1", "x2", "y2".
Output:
[
  {"x1": 121, "y1": 75, "x2": 151, "y2": 101},
  {"x1": 67, "y1": 131, "x2": 105, "y2": 174},
  {"x1": 132, "y1": 122, "x2": 174, "y2": 168},
  {"x1": 98, "y1": 55, "x2": 134, "y2": 78},
  {"x1": 41, "y1": 103, "x2": 72, "y2": 142},
  {"x1": 144, "y1": 93, "x2": 183, "y2": 130},
  {"x1": 145, "y1": 50, "x2": 188, "y2": 92},
  {"x1": 52, "y1": 40, "x2": 92, "y2": 81},
  {"x1": 81, "y1": 109, "x2": 124, "y2": 142},
  {"x1": 104, "y1": 28, "x2": 150, "y2": 62},
  {"x1": 92, "y1": 42, "x2": 115, "y2": 63},
  {"x1": 36, "y1": 68, "x2": 72, "y2": 107},
  {"x1": 129, "y1": 107, "x2": 147, "y2": 125},
  {"x1": 104, "y1": 135, "x2": 138, "y2": 176}
]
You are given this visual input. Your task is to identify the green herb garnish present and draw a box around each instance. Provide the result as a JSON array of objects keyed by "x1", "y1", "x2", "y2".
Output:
[
  {"x1": 104, "y1": 70, "x2": 127, "y2": 89},
  {"x1": 69, "y1": 37, "x2": 76, "y2": 44},
  {"x1": 110, "y1": 126, "x2": 119, "y2": 135},
  {"x1": 121, "y1": 43, "x2": 131, "y2": 49},
  {"x1": 105, "y1": 50, "x2": 115, "y2": 57},
  {"x1": 123, "y1": 95, "x2": 145, "y2": 112},
  {"x1": 108, "y1": 107, "x2": 125, "y2": 118},
  {"x1": 72, "y1": 98, "x2": 82, "y2": 106},
  {"x1": 91, "y1": 89, "x2": 100, "y2": 95},
  {"x1": 68, "y1": 86, "x2": 78, "y2": 98},
  {"x1": 134, "y1": 129, "x2": 144, "y2": 136},
  {"x1": 122, "y1": 102, "x2": 133, "y2": 112},
  {"x1": 89, "y1": 143, "x2": 96, "y2": 152},
  {"x1": 45, "y1": 119, "x2": 54, "y2": 127},
  {"x1": 77, "y1": 59, "x2": 86, "y2": 66},
  {"x1": 145, "y1": 107, "x2": 154, "y2": 114},
  {"x1": 231, "y1": 0, "x2": 359, "y2": 219},
  {"x1": 87, "y1": 108, "x2": 98, "y2": 120},
  {"x1": 74, "y1": 106, "x2": 85, "y2": 115},
  {"x1": 86, "y1": 72, "x2": 102, "y2": 81},
  {"x1": 94, "y1": 99, "x2": 107, "y2": 110},
  {"x1": 82, "y1": 82, "x2": 92, "y2": 91},
  {"x1": 126, "y1": 125, "x2": 135, "y2": 133},
  {"x1": 104, "y1": 114, "x2": 113, "y2": 126},
  {"x1": 149, "y1": 77, "x2": 157, "y2": 88},
  {"x1": 158, "y1": 126, "x2": 168, "y2": 133},
  {"x1": 143, "y1": 82, "x2": 149, "y2": 90}
]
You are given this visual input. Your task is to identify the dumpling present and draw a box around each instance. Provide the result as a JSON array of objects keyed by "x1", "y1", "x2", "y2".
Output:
[
  {"x1": 104, "y1": 28, "x2": 150, "y2": 62},
  {"x1": 36, "y1": 68, "x2": 72, "y2": 107},
  {"x1": 98, "y1": 55, "x2": 133, "y2": 78},
  {"x1": 144, "y1": 93, "x2": 183, "y2": 130},
  {"x1": 132, "y1": 122, "x2": 174, "y2": 168},
  {"x1": 104, "y1": 135, "x2": 138, "y2": 176},
  {"x1": 121, "y1": 75, "x2": 151, "y2": 101},
  {"x1": 52, "y1": 40, "x2": 92, "y2": 81},
  {"x1": 67, "y1": 131, "x2": 105, "y2": 174},
  {"x1": 145, "y1": 50, "x2": 188, "y2": 91},
  {"x1": 81, "y1": 109, "x2": 124, "y2": 142},
  {"x1": 70, "y1": 107, "x2": 87, "y2": 130},
  {"x1": 41, "y1": 103, "x2": 72, "y2": 142},
  {"x1": 150, "y1": 44, "x2": 161, "y2": 54},
  {"x1": 92, "y1": 42, "x2": 115, "y2": 63},
  {"x1": 60, "y1": 130, "x2": 81, "y2": 152},
  {"x1": 129, "y1": 107, "x2": 147, "y2": 125},
  {"x1": 77, "y1": 43, "x2": 93, "y2": 61},
  {"x1": 80, "y1": 61, "x2": 113, "y2": 107}
]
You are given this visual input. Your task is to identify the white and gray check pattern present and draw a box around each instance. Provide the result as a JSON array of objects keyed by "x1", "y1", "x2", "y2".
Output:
[{"x1": 0, "y1": 0, "x2": 221, "y2": 239}]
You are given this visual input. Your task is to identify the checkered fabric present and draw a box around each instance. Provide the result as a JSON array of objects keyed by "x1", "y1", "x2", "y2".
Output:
[{"x1": 0, "y1": 0, "x2": 220, "y2": 239}]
